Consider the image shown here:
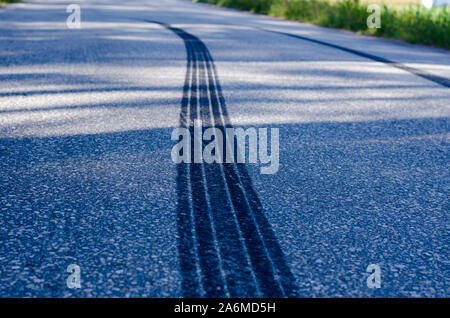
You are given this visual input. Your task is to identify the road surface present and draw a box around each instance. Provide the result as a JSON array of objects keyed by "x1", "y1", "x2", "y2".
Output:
[{"x1": 0, "y1": 0, "x2": 449, "y2": 297}]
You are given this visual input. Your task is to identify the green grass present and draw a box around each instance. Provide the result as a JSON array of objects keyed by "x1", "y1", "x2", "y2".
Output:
[
  {"x1": 0, "y1": 0, "x2": 21, "y2": 5},
  {"x1": 195, "y1": 0, "x2": 450, "y2": 49}
]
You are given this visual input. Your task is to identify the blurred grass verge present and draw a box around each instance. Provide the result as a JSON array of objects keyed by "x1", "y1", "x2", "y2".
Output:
[
  {"x1": 1, "y1": 0, "x2": 21, "y2": 5},
  {"x1": 194, "y1": 0, "x2": 450, "y2": 49}
]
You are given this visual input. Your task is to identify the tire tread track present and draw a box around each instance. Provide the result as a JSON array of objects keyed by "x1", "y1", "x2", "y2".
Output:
[
  {"x1": 152, "y1": 21, "x2": 299, "y2": 298},
  {"x1": 262, "y1": 28, "x2": 450, "y2": 88}
]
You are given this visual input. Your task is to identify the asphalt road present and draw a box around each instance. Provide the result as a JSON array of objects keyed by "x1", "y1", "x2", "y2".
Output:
[{"x1": 0, "y1": 0, "x2": 449, "y2": 297}]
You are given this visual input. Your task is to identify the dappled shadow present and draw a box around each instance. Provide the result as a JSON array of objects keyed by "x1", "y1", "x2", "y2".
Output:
[
  {"x1": 247, "y1": 116, "x2": 449, "y2": 297},
  {"x1": 0, "y1": 0, "x2": 449, "y2": 298},
  {"x1": 0, "y1": 126, "x2": 181, "y2": 297},
  {"x1": 0, "y1": 115, "x2": 448, "y2": 297}
]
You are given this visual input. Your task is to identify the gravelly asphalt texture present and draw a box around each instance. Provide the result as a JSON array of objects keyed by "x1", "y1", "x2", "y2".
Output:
[{"x1": 0, "y1": 0, "x2": 449, "y2": 297}]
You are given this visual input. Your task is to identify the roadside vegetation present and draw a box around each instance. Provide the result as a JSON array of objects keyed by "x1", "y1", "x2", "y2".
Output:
[
  {"x1": 0, "y1": 0, "x2": 21, "y2": 5},
  {"x1": 194, "y1": 0, "x2": 450, "y2": 49}
]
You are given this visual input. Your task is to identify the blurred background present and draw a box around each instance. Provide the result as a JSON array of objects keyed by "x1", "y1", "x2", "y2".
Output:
[{"x1": 194, "y1": 0, "x2": 450, "y2": 49}]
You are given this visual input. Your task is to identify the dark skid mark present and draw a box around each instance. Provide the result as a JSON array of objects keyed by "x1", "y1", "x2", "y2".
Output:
[
  {"x1": 150, "y1": 21, "x2": 298, "y2": 297},
  {"x1": 262, "y1": 28, "x2": 450, "y2": 88}
]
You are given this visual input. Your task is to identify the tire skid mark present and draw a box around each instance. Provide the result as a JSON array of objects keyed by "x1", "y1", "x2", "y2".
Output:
[
  {"x1": 197, "y1": 48, "x2": 258, "y2": 297},
  {"x1": 262, "y1": 28, "x2": 450, "y2": 88},
  {"x1": 200, "y1": 45, "x2": 299, "y2": 297},
  {"x1": 188, "y1": 45, "x2": 228, "y2": 298},
  {"x1": 176, "y1": 43, "x2": 203, "y2": 297},
  {"x1": 151, "y1": 21, "x2": 298, "y2": 297}
]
